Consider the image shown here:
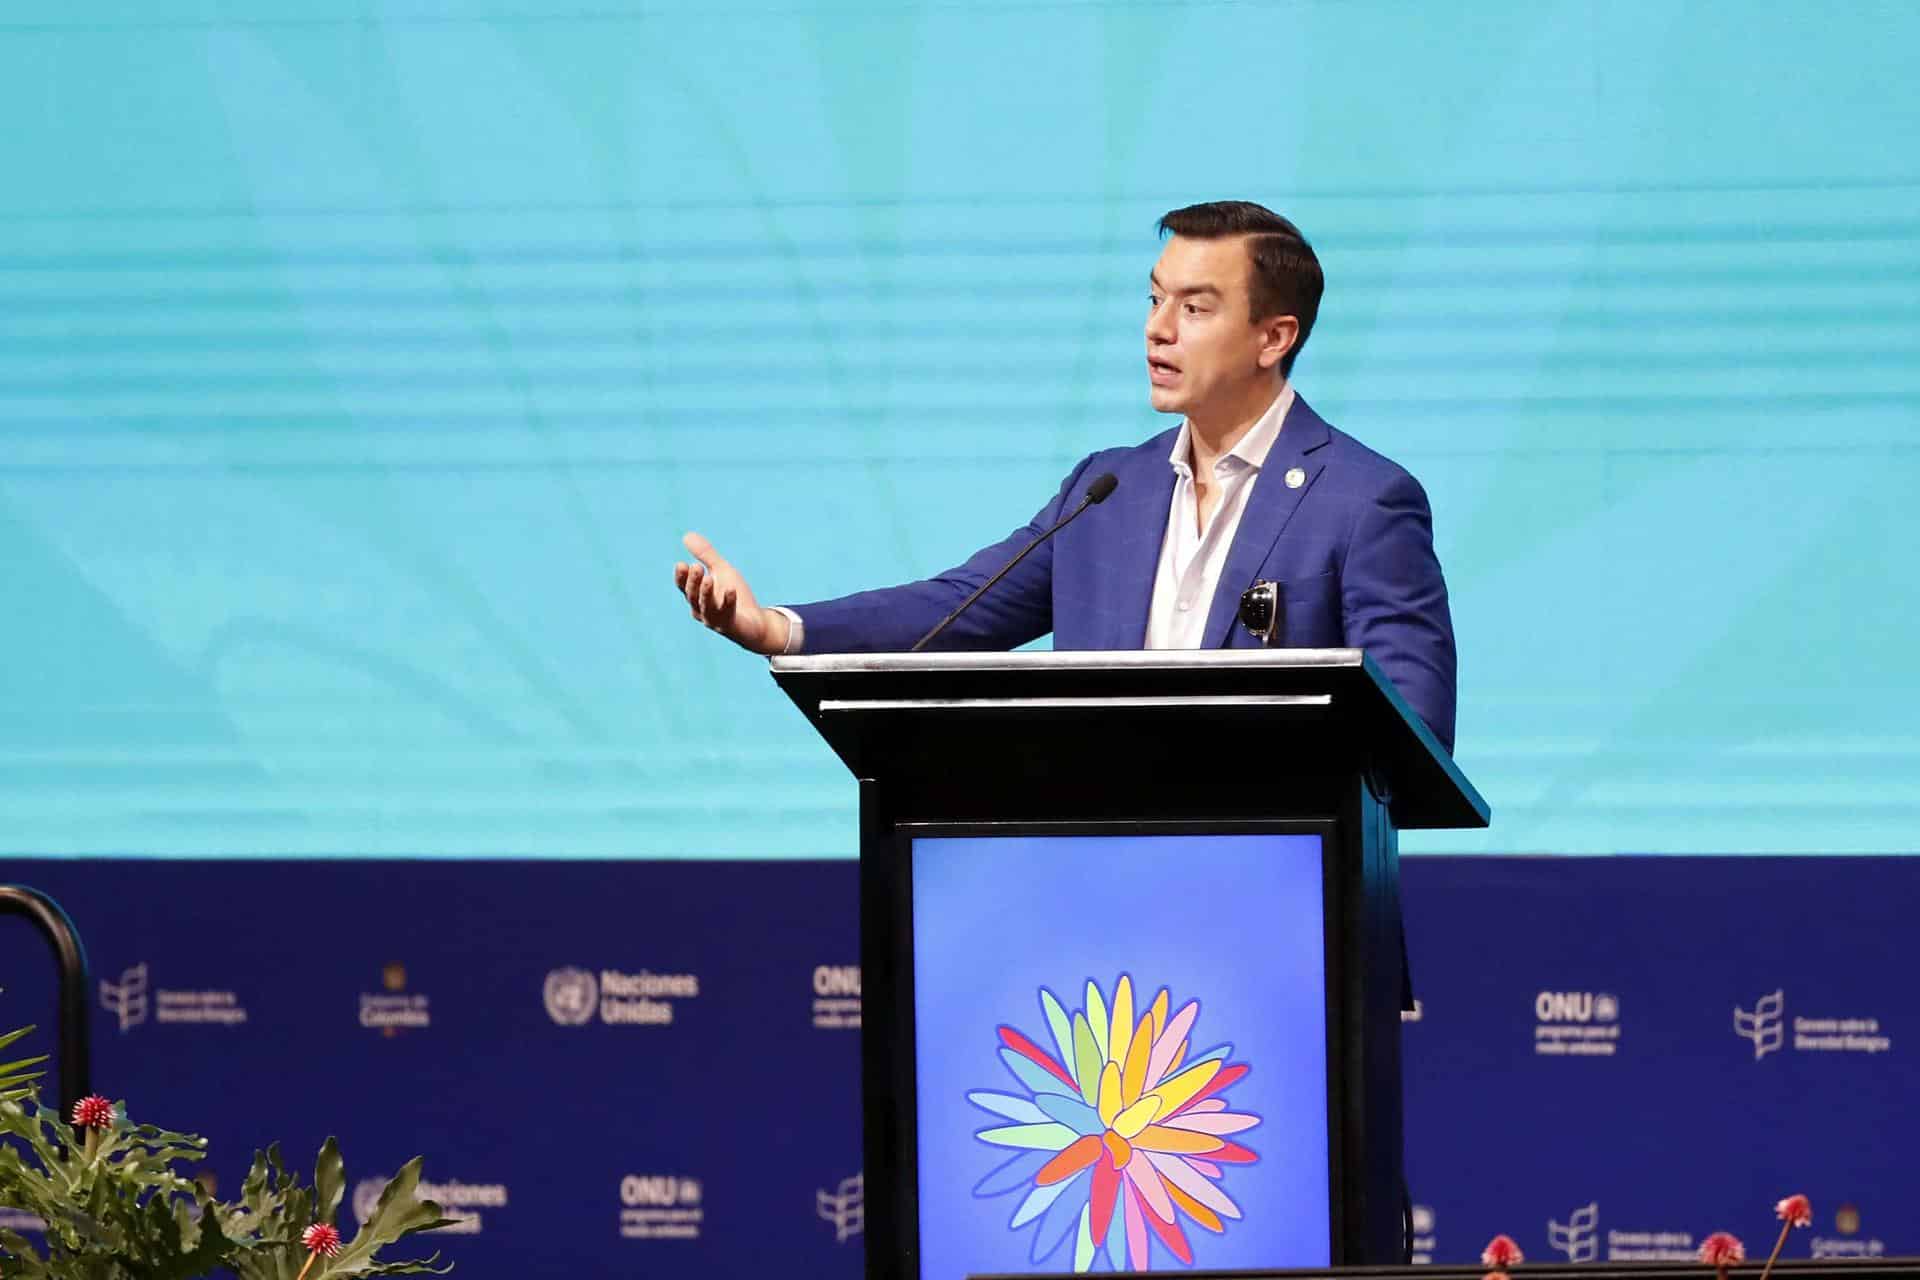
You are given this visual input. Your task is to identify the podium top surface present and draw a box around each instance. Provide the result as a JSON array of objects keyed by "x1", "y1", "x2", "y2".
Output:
[
  {"x1": 775, "y1": 647, "x2": 1374, "y2": 675},
  {"x1": 771, "y1": 649, "x2": 1489, "y2": 830}
]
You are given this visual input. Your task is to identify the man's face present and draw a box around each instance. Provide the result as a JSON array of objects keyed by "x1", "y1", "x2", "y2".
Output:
[{"x1": 1145, "y1": 234, "x2": 1286, "y2": 421}]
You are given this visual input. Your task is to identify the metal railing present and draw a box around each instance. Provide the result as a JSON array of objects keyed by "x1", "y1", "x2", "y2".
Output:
[{"x1": 0, "y1": 884, "x2": 91, "y2": 1114}]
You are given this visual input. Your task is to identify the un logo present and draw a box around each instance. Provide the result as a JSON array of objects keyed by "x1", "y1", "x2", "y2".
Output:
[
  {"x1": 99, "y1": 964, "x2": 150, "y2": 1034},
  {"x1": 816, "y1": 1171, "x2": 864, "y2": 1243},
  {"x1": 1734, "y1": 990, "x2": 1785, "y2": 1060},
  {"x1": 544, "y1": 968, "x2": 598, "y2": 1026},
  {"x1": 1548, "y1": 1202, "x2": 1600, "y2": 1262}
]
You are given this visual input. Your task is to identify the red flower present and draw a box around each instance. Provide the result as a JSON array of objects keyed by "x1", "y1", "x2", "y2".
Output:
[
  {"x1": 70, "y1": 1095, "x2": 115, "y2": 1129},
  {"x1": 301, "y1": 1223, "x2": 343, "y2": 1257},
  {"x1": 1482, "y1": 1234, "x2": 1525, "y2": 1267},
  {"x1": 1700, "y1": 1232, "x2": 1746, "y2": 1265},
  {"x1": 1774, "y1": 1195, "x2": 1812, "y2": 1228}
]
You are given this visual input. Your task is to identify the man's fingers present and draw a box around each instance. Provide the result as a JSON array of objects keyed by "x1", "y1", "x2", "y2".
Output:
[
  {"x1": 682, "y1": 530, "x2": 732, "y2": 574},
  {"x1": 679, "y1": 533, "x2": 759, "y2": 644},
  {"x1": 698, "y1": 573, "x2": 725, "y2": 629}
]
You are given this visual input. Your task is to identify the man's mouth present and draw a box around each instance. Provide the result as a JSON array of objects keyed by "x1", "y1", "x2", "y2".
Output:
[{"x1": 1147, "y1": 357, "x2": 1180, "y2": 385}]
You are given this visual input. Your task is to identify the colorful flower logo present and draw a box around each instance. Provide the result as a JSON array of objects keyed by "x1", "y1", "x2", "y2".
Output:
[{"x1": 969, "y1": 974, "x2": 1259, "y2": 1271}]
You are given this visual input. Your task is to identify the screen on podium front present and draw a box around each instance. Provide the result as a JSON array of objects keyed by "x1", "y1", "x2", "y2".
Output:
[{"x1": 909, "y1": 830, "x2": 1331, "y2": 1277}]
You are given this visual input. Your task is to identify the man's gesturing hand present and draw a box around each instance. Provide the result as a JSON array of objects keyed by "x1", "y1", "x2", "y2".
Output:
[{"x1": 673, "y1": 532, "x2": 790, "y2": 655}]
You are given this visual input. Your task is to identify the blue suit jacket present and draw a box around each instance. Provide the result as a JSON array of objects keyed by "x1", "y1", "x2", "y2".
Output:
[{"x1": 794, "y1": 395, "x2": 1457, "y2": 752}]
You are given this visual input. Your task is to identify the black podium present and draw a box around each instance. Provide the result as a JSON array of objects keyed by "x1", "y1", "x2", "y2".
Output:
[{"x1": 773, "y1": 649, "x2": 1488, "y2": 1278}]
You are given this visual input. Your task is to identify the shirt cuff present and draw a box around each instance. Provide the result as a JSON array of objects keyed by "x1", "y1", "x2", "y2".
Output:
[{"x1": 770, "y1": 606, "x2": 805, "y2": 654}]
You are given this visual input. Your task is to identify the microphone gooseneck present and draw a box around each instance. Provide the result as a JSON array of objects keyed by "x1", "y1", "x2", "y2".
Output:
[{"x1": 909, "y1": 473, "x2": 1119, "y2": 652}]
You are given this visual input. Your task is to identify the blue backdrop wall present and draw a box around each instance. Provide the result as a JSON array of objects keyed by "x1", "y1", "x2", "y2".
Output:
[
  {"x1": 3, "y1": 0, "x2": 1918, "y2": 858},
  {"x1": 0, "y1": 856, "x2": 1909, "y2": 1275}
]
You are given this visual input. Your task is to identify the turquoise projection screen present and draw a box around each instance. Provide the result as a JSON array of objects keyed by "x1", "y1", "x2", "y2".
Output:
[{"x1": 2, "y1": 2, "x2": 1916, "y2": 858}]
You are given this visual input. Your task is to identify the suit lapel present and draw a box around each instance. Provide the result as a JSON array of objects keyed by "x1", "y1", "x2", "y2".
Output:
[
  {"x1": 1101, "y1": 431, "x2": 1178, "y2": 648},
  {"x1": 1199, "y1": 395, "x2": 1334, "y2": 648}
]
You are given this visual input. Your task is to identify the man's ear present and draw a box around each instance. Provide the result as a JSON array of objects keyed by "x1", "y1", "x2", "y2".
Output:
[{"x1": 1257, "y1": 315, "x2": 1300, "y2": 372}]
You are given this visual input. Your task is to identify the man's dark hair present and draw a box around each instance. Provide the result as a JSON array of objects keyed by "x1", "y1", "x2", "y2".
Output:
[{"x1": 1157, "y1": 200, "x2": 1323, "y2": 377}]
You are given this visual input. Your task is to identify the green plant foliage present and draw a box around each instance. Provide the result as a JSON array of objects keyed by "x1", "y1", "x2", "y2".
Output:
[
  {"x1": 0, "y1": 1024, "x2": 49, "y2": 1102},
  {"x1": 0, "y1": 1083, "x2": 454, "y2": 1280},
  {"x1": 215, "y1": 1142, "x2": 454, "y2": 1280},
  {"x1": 0, "y1": 1091, "x2": 218, "y2": 1278}
]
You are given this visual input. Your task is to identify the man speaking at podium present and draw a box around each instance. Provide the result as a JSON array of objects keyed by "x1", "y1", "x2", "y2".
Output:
[{"x1": 672, "y1": 200, "x2": 1458, "y2": 753}]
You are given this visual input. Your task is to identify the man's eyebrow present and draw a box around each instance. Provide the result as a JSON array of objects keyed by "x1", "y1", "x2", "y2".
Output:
[{"x1": 1147, "y1": 274, "x2": 1222, "y2": 298}]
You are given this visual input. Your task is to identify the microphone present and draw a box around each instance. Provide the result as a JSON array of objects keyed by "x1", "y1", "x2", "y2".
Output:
[
  {"x1": 910, "y1": 472, "x2": 1119, "y2": 652},
  {"x1": 1238, "y1": 580, "x2": 1281, "y2": 646}
]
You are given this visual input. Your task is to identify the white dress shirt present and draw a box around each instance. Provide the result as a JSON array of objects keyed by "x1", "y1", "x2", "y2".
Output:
[
  {"x1": 1145, "y1": 384, "x2": 1294, "y2": 649},
  {"x1": 777, "y1": 384, "x2": 1295, "y2": 654}
]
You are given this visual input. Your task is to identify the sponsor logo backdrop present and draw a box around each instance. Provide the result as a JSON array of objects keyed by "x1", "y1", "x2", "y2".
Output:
[
  {"x1": 0, "y1": 860, "x2": 862, "y2": 1278},
  {"x1": 1400, "y1": 856, "x2": 1914, "y2": 1265},
  {"x1": 0, "y1": 855, "x2": 1912, "y2": 1275}
]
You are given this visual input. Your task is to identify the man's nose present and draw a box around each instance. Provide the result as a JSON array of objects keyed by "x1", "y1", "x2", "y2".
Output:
[{"x1": 1146, "y1": 300, "x2": 1174, "y2": 344}]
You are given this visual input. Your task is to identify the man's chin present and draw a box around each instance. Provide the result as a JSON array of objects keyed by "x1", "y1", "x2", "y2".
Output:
[{"x1": 1147, "y1": 385, "x2": 1186, "y2": 414}]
